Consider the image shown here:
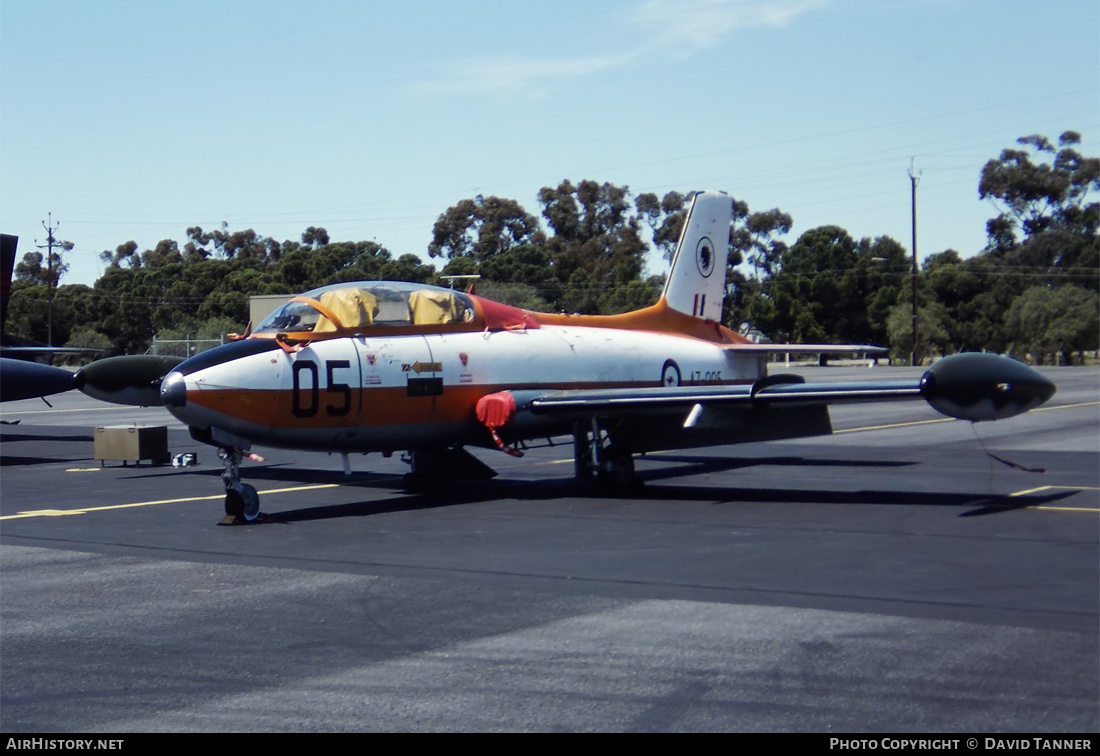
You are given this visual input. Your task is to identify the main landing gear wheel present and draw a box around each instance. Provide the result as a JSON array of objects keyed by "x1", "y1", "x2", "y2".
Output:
[
  {"x1": 573, "y1": 421, "x2": 639, "y2": 492},
  {"x1": 218, "y1": 448, "x2": 261, "y2": 524},
  {"x1": 597, "y1": 445, "x2": 636, "y2": 490}
]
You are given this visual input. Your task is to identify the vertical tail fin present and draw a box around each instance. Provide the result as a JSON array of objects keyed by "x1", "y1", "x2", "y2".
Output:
[{"x1": 661, "y1": 191, "x2": 732, "y2": 320}]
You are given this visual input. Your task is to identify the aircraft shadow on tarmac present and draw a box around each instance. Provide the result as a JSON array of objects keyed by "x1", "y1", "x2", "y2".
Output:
[
  {"x1": 0, "y1": 431, "x2": 97, "y2": 467},
  {"x1": 0, "y1": 429, "x2": 95, "y2": 444},
  {"x1": 633, "y1": 453, "x2": 915, "y2": 483},
  {"x1": 121, "y1": 452, "x2": 913, "y2": 485},
  {"x1": 0, "y1": 454, "x2": 92, "y2": 467},
  {"x1": 0, "y1": 428, "x2": 98, "y2": 467},
  {"x1": 241, "y1": 465, "x2": 1074, "y2": 525},
  {"x1": 120, "y1": 463, "x2": 404, "y2": 486},
  {"x1": 3, "y1": 438, "x2": 1068, "y2": 520}
]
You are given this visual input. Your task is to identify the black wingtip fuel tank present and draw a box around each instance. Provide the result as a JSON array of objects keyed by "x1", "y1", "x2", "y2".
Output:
[{"x1": 920, "y1": 352, "x2": 1056, "y2": 422}]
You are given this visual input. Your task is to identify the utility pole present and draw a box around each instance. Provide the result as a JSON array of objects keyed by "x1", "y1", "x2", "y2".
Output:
[
  {"x1": 35, "y1": 213, "x2": 72, "y2": 348},
  {"x1": 908, "y1": 160, "x2": 921, "y2": 367}
]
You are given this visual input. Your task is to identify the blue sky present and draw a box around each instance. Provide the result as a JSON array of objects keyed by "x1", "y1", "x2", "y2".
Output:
[{"x1": 2, "y1": 0, "x2": 1097, "y2": 287}]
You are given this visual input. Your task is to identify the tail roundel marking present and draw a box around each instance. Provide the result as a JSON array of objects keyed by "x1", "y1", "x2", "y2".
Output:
[{"x1": 696, "y1": 236, "x2": 715, "y2": 278}]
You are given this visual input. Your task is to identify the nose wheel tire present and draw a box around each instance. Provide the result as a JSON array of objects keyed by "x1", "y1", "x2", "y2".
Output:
[
  {"x1": 224, "y1": 483, "x2": 260, "y2": 521},
  {"x1": 218, "y1": 447, "x2": 261, "y2": 523}
]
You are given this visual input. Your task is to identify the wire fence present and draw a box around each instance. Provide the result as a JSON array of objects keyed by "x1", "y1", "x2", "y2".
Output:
[{"x1": 147, "y1": 335, "x2": 226, "y2": 358}]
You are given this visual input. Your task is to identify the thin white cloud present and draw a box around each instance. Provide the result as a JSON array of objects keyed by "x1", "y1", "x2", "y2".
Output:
[
  {"x1": 634, "y1": 0, "x2": 826, "y2": 52},
  {"x1": 413, "y1": 0, "x2": 825, "y2": 95},
  {"x1": 411, "y1": 51, "x2": 640, "y2": 96}
]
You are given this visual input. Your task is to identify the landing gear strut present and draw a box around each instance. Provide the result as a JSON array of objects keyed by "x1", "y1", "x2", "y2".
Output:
[
  {"x1": 218, "y1": 448, "x2": 260, "y2": 523},
  {"x1": 573, "y1": 419, "x2": 637, "y2": 491}
]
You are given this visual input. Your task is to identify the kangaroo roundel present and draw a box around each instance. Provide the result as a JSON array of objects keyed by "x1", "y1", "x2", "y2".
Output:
[
  {"x1": 696, "y1": 237, "x2": 715, "y2": 278},
  {"x1": 661, "y1": 359, "x2": 681, "y2": 387}
]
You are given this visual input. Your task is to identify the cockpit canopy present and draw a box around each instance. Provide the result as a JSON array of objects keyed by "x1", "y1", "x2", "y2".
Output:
[{"x1": 254, "y1": 281, "x2": 476, "y2": 337}]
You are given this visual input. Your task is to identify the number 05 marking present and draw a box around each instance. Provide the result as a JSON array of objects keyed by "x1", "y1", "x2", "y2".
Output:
[{"x1": 292, "y1": 359, "x2": 351, "y2": 418}]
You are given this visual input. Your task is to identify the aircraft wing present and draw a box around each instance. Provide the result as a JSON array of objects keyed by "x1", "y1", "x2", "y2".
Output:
[
  {"x1": 723, "y1": 343, "x2": 887, "y2": 355},
  {"x1": 524, "y1": 378, "x2": 920, "y2": 417},
  {"x1": 510, "y1": 353, "x2": 1055, "y2": 425},
  {"x1": 518, "y1": 378, "x2": 922, "y2": 437}
]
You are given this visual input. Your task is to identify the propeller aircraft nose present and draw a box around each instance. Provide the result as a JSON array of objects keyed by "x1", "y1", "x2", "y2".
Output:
[
  {"x1": 74, "y1": 355, "x2": 184, "y2": 407},
  {"x1": 0, "y1": 359, "x2": 76, "y2": 402}
]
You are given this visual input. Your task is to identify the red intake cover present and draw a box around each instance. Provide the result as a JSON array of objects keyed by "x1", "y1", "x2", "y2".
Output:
[{"x1": 475, "y1": 391, "x2": 516, "y2": 430}]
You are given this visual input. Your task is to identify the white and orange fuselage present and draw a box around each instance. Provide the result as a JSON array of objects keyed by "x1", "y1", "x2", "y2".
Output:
[
  {"x1": 163, "y1": 191, "x2": 764, "y2": 455},
  {"x1": 164, "y1": 291, "x2": 766, "y2": 453},
  {"x1": 77, "y1": 191, "x2": 1056, "y2": 522}
]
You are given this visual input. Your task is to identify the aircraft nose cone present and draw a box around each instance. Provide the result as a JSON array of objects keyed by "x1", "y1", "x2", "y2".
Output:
[{"x1": 160, "y1": 371, "x2": 187, "y2": 408}]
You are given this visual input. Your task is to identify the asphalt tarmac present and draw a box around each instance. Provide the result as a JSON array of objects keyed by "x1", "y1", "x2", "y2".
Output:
[{"x1": 1, "y1": 366, "x2": 1097, "y2": 733}]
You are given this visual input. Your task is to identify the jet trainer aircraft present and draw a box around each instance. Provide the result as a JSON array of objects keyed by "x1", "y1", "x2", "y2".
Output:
[{"x1": 77, "y1": 192, "x2": 1056, "y2": 522}]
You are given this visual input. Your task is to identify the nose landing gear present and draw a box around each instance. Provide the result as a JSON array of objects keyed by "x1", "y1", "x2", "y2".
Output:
[{"x1": 218, "y1": 448, "x2": 261, "y2": 524}]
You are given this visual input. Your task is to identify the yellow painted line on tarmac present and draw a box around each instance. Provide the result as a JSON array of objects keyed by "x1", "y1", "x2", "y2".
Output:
[
  {"x1": 1033, "y1": 400, "x2": 1100, "y2": 412},
  {"x1": 1011, "y1": 485, "x2": 1099, "y2": 497},
  {"x1": 834, "y1": 417, "x2": 955, "y2": 434},
  {"x1": 66, "y1": 467, "x2": 102, "y2": 472},
  {"x1": 0, "y1": 483, "x2": 341, "y2": 520},
  {"x1": 0, "y1": 405, "x2": 143, "y2": 416},
  {"x1": 1008, "y1": 485, "x2": 1100, "y2": 513},
  {"x1": 829, "y1": 401, "x2": 1099, "y2": 511},
  {"x1": 1027, "y1": 505, "x2": 1100, "y2": 513},
  {"x1": 834, "y1": 400, "x2": 1099, "y2": 435}
]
